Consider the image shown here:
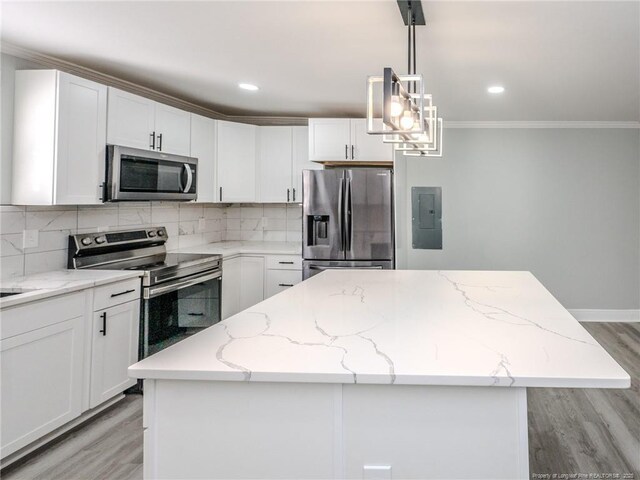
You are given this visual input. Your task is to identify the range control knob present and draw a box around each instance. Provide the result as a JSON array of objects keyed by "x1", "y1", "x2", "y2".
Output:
[
  {"x1": 95, "y1": 236, "x2": 106, "y2": 244},
  {"x1": 81, "y1": 237, "x2": 92, "y2": 246},
  {"x1": 157, "y1": 230, "x2": 165, "y2": 236},
  {"x1": 148, "y1": 231, "x2": 157, "y2": 237}
]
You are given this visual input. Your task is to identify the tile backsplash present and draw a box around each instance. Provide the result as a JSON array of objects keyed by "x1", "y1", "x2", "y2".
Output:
[{"x1": 0, "y1": 202, "x2": 301, "y2": 279}]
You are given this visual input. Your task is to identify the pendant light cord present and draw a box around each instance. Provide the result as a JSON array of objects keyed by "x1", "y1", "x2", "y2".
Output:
[{"x1": 406, "y1": 2, "x2": 418, "y2": 93}]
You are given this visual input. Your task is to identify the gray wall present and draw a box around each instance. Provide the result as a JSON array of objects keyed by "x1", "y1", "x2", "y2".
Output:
[{"x1": 395, "y1": 128, "x2": 640, "y2": 309}]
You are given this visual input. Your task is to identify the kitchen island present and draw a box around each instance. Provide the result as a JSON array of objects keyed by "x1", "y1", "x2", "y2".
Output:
[{"x1": 129, "y1": 270, "x2": 629, "y2": 480}]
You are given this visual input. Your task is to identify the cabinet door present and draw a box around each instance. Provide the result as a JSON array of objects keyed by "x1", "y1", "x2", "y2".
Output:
[
  {"x1": 55, "y1": 73, "x2": 107, "y2": 204},
  {"x1": 292, "y1": 126, "x2": 320, "y2": 202},
  {"x1": 191, "y1": 114, "x2": 217, "y2": 203},
  {"x1": 90, "y1": 300, "x2": 139, "y2": 408},
  {"x1": 308, "y1": 118, "x2": 351, "y2": 162},
  {"x1": 265, "y1": 269, "x2": 302, "y2": 299},
  {"x1": 1, "y1": 316, "x2": 84, "y2": 458},
  {"x1": 222, "y1": 256, "x2": 241, "y2": 319},
  {"x1": 217, "y1": 121, "x2": 257, "y2": 202},
  {"x1": 350, "y1": 118, "x2": 392, "y2": 162},
  {"x1": 106, "y1": 87, "x2": 155, "y2": 150},
  {"x1": 155, "y1": 103, "x2": 191, "y2": 156},
  {"x1": 257, "y1": 127, "x2": 293, "y2": 203},
  {"x1": 240, "y1": 256, "x2": 265, "y2": 310}
]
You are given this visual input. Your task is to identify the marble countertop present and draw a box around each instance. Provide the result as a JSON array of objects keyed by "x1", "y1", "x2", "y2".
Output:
[
  {"x1": 0, "y1": 269, "x2": 143, "y2": 309},
  {"x1": 129, "y1": 270, "x2": 630, "y2": 389},
  {"x1": 173, "y1": 240, "x2": 301, "y2": 258}
]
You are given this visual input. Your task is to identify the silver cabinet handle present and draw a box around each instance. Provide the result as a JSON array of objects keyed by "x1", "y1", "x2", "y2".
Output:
[
  {"x1": 184, "y1": 164, "x2": 193, "y2": 193},
  {"x1": 150, "y1": 131, "x2": 156, "y2": 150}
]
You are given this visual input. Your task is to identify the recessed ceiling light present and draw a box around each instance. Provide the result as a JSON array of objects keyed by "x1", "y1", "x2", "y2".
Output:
[
  {"x1": 487, "y1": 85, "x2": 505, "y2": 94},
  {"x1": 238, "y1": 83, "x2": 259, "y2": 91}
]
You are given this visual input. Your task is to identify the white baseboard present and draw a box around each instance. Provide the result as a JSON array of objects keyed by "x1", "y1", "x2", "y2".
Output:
[{"x1": 569, "y1": 309, "x2": 640, "y2": 323}]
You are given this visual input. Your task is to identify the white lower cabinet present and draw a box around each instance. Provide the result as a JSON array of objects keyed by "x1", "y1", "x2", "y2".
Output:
[
  {"x1": 265, "y1": 270, "x2": 302, "y2": 298},
  {"x1": 222, "y1": 256, "x2": 242, "y2": 320},
  {"x1": 89, "y1": 300, "x2": 140, "y2": 408},
  {"x1": 222, "y1": 254, "x2": 301, "y2": 319},
  {"x1": 0, "y1": 292, "x2": 87, "y2": 458}
]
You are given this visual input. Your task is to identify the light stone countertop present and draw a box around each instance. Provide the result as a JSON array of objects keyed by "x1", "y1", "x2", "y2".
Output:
[
  {"x1": 128, "y1": 269, "x2": 630, "y2": 389},
  {"x1": 173, "y1": 240, "x2": 301, "y2": 258},
  {"x1": 0, "y1": 269, "x2": 143, "y2": 309}
]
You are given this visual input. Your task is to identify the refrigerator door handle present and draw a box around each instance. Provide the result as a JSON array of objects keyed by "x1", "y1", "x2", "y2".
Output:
[
  {"x1": 338, "y1": 177, "x2": 345, "y2": 252},
  {"x1": 345, "y1": 178, "x2": 353, "y2": 252}
]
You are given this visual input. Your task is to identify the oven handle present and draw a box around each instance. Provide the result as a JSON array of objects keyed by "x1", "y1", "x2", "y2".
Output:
[{"x1": 145, "y1": 270, "x2": 222, "y2": 299}]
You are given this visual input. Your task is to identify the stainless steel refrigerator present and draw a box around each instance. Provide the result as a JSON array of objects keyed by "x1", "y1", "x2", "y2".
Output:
[{"x1": 302, "y1": 168, "x2": 394, "y2": 279}]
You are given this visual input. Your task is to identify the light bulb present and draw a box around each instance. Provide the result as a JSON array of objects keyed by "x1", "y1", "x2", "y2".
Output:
[
  {"x1": 390, "y1": 96, "x2": 403, "y2": 117},
  {"x1": 400, "y1": 111, "x2": 415, "y2": 130}
]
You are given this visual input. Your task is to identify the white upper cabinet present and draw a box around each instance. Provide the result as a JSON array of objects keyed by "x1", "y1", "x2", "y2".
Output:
[
  {"x1": 308, "y1": 118, "x2": 351, "y2": 161},
  {"x1": 154, "y1": 103, "x2": 191, "y2": 156},
  {"x1": 292, "y1": 125, "x2": 320, "y2": 199},
  {"x1": 350, "y1": 118, "x2": 391, "y2": 162},
  {"x1": 190, "y1": 114, "x2": 218, "y2": 203},
  {"x1": 217, "y1": 120, "x2": 256, "y2": 203},
  {"x1": 106, "y1": 88, "x2": 155, "y2": 151},
  {"x1": 257, "y1": 127, "x2": 294, "y2": 203},
  {"x1": 308, "y1": 118, "x2": 392, "y2": 163},
  {"x1": 12, "y1": 70, "x2": 107, "y2": 205},
  {"x1": 107, "y1": 87, "x2": 191, "y2": 156},
  {"x1": 256, "y1": 126, "x2": 317, "y2": 203}
]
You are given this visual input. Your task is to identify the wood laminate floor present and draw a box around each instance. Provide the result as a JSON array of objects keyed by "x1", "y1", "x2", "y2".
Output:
[{"x1": 2, "y1": 323, "x2": 638, "y2": 480}]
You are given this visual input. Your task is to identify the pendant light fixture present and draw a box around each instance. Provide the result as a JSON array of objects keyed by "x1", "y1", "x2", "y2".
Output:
[{"x1": 366, "y1": 0, "x2": 443, "y2": 157}]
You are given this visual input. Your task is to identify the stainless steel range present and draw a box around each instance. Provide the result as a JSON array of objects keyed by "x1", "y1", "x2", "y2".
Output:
[{"x1": 68, "y1": 227, "x2": 222, "y2": 358}]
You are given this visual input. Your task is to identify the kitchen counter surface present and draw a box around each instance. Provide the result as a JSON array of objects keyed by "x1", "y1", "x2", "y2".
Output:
[
  {"x1": 129, "y1": 269, "x2": 630, "y2": 389},
  {"x1": 0, "y1": 269, "x2": 143, "y2": 309},
  {"x1": 173, "y1": 240, "x2": 301, "y2": 258}
]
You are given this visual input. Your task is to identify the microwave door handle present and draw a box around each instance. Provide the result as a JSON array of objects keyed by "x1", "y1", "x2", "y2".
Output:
[{"x1": 184, "y1": 164, "x2": 193, "y2": 193}]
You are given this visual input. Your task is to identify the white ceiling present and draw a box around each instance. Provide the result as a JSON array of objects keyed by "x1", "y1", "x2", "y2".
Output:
[{"x1": 2, "y1": 1, "x2": 639, "y2": 121}]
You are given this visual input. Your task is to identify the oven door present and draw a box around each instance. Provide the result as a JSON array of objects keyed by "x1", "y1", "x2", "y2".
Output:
[
  {"x1": 141, "y1": 270, "x2": 221, "y2": 358},
  {"x1": 107, "y1": 145, "x2": 197, "y2": 201}
]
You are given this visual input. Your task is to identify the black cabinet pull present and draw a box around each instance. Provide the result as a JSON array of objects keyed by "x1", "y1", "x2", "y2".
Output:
[
  {"x1": 292, "y1": 188, "x2": 296, "y2": 202},
  {"x1": 99, "y1": 312, "x2": 107, "y2": 336},
  {"x1": 111, "y1": 289, "x2": 135, "y2": 298},
  {"x1": 278, "y1": 261, "x2": 294, "y2": 264},
  {"x1": 188, "y1": 312, "x2": 205, "y2": 316},
  {"x1": 150, "y1": 131, "x2": 156, "y2": 150},
  {"x1": 345, "y1": 144, "x2": 348, "y2": 159},
  {"x1": 219, "y1": 187, "x2": 223, "y2": 201},
  {"x1": 157, "y1": 133, "x2": 163, "y2": 151},
  {"x1": 278, "y1": 283, "x2": 294, "y2": 287},
  {"x1": 351, "y1": 145, "x2": 354, "y2": 159},
  {"x1": 287, "y1": 188, "x2": 290, "y2": 202}
]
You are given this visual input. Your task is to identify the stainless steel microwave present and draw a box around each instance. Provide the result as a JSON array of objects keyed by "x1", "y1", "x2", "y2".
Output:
[{"x1": 105, "y1": 145, "x2": 198, "y2": 201}]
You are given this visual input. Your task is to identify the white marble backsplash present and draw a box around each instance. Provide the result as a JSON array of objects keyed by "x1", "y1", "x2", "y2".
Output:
[{"x1": 0, "y1": 203, "x2": 302, "y2": 279}]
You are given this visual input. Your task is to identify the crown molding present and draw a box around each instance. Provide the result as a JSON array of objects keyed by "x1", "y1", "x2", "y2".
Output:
[
  {"x1": 445, "y1": 121, "x2": 640, "y2": 129},
  {"x1": 0, "y1": 42, "x2": 308, "y2": 126}
]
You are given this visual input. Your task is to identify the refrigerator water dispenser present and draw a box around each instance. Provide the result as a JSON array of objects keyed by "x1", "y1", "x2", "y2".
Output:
[{"x1": 307, "y1": 215, "x2": 330, "y2": 246}]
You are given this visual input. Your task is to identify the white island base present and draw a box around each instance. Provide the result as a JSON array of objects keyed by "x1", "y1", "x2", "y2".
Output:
[
  {"x1": 132, "y1": 270, "x2": 629, "y2": 480},
  {"x1": 144, "y1": 380, "x2": 528, "y2": 479}
]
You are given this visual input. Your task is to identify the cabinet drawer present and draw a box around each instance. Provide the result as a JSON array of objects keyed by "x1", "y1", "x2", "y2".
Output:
[
  {"x1": 265, "y1": 270, "x2": 302, "y2": 299},
  {"x1": 93, "y1": 278, "x2": 141, "y2": 311},
  {"x1": 1, "y1": 291, "x2": 85, "y2": 340},
  {"x1": 265, "y1": 255, "x2": 302, "y2": 270}
]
